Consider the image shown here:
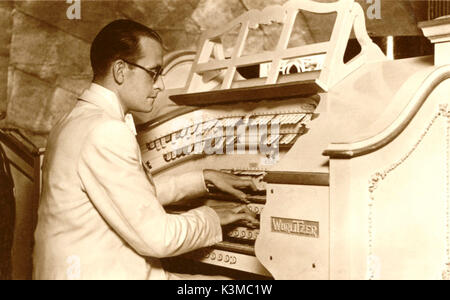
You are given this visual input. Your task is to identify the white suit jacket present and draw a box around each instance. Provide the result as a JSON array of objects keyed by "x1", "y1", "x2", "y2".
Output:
[{"x1": 33, "y1": 84, "x2": 222, "y2": 280}]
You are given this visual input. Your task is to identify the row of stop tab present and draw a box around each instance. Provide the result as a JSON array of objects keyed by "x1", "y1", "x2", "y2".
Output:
[
  {"x1": 203, "y1": 251, "x2": 238, "y2": 264},
  {"x1": 144, "y1": 113, "x2": 312, "y2": 153},
  {"x1": 227, "y1": 227, "x2": 260, "y2": 241}
]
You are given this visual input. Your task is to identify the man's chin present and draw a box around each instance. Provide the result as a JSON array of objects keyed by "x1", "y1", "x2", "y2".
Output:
[
  {"x1": 139, "y1": 106, "x2": 154, "y2": 113},
  {"x1": 131, "y1": 104, "x2": 153, "y2": 114},
  {"x1": 139, "y1": 98, "x2": 155, "y2": 113}
]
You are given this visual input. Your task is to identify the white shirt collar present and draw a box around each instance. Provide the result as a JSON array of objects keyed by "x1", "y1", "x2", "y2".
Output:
[
  {"x1": 88, "y1": 83, "x2": 137, "y2": 135},
  {"x1": 90, "y1": 83, "x2": 125, "y2": 119}
]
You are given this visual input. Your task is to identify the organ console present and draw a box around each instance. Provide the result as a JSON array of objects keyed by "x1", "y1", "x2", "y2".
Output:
[{"x1": 135, "y1": 0, "x2": 450, "y2": 279}]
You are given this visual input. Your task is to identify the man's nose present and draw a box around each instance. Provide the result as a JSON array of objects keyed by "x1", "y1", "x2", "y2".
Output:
[{"x1": 153, "y1": 75, "x2": 165, "y2": 92}]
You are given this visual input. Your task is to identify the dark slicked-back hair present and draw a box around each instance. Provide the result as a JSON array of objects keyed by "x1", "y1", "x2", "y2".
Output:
[{"x1": 90, "y1": 19, "x2": 162, "y2": 79}]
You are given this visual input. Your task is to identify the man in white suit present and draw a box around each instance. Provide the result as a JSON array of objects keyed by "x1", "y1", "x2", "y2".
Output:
[{"x1": 33, "y1": 20, "x2": 258, "y2": 280}]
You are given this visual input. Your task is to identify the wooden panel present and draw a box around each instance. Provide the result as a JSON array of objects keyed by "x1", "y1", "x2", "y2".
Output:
[
  {"x1": 264, "y1": 171, "x2": 329, "y2": 186},
  {"x1": 170, "y1": 79, "x2": 324, "y2": 106}
]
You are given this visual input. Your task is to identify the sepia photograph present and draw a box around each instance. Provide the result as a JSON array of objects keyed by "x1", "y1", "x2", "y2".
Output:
[{"x1": 0, "y1": 0, "x2": 449, "y2": 284}]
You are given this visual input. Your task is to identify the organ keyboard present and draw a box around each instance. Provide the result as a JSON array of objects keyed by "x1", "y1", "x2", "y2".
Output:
[{"x1": 135, "y1": 0, "x2": 450, "y2": 279}]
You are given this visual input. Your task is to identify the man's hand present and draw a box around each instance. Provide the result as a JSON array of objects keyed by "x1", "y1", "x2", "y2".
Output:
[
  {"x1": 208, "y1": 202, "x2": 259, "y2": 227},
  {"x1": 203, "y1": 169, "x2": 258, "y2": 203}
]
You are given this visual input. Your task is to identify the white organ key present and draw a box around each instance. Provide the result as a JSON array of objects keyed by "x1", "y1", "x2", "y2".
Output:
[
  {"x1": 202, "y1": 119, "x2": 218, "y2": 132},
  {"x1": 269, "y1": 135, "x2": 281, "y2": 144},
  {"x1": 226, "y1": 137, "x2": 235, "y2": 149},
  {"x1": 198, "y1": 141, "x2": 206, "y2": 152},
  {"x1": 224, "y1": 117, "x2": 237, "y2": 127},
  {"x1": 253, "y1": 116, "x2": 263, "y2": 126},
  {"x1": 183, "y1": 134, "x2": 192, "y2": 148},
  {"x1": 280, "y1": 133, "x2": 297, "y2": 144},
  {"x1": 301, "y1": 114, "x2": 312, "y2": 123},
  {"x1": 271, "y1": 115, "x2": 283, "y2": 124},
  {"x1": 285, "y1": 114, "x2": 296, "y2": 124},
  {"x1": 203, "y1": 121, "x2": 222, "y2": 138},
  {"x1": 279, "y1": 134, "x2": 290, "y2": 145},
  {"x1": 187, "y1": 143, "x2": 195, "y2": 154},
  {"x1": 174, "y1": 130, "x2": 182, "y2": 140},
  {"x1": 190, "y1": 123, "x2": 200, "y2": 135},
  {"x1": 222, "y1": 118, "x2": 230, "y2": 127},
  {"x1": 291, "y1": 113, "x2": 306, "y2": 124},
  {"x1": 281, "y1": 115, "x2": 293, "y2": 124},
  {"x1": 248, "y1": 116, "x2": 259, "y2": 127},
  {"x1": 261, "y1": 115, "x2": 274, "y2": 125},
  {"x1": 171, "y1": 132, "x2": 177, "y2": 143},
  {"x1": 243, "y1": 115, "x2": 251, "y2": 125},
  {"x1": 228, "y1": 117, "x2": 242, "y2": 127},
  {"x1": 202, "y1": 127, "x2": 213, "y2": 138},
  {"x1": 285, "y1": 114, "x2": 297, "y2": 124},
  {"x1": 280, "y1": 114, "x2": 294, "y2": 124},
  {"x1": 180, "y1": 127, "x2": 189, "y2": 138},
  {"x1": 155, "y1": 139, "x2": 162, "y2": 151},
  {"x1": 214, "y1": 119, "x2": 224, "y2": 130},
  {"x1": 216, "y1": 137, "x2": 225, "y2": 149}
]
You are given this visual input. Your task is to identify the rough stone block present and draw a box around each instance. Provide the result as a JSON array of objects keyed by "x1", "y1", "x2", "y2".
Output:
[
  {"x1": 157, "y1": 0, "x2": 200, "y2": 29},
  {"x1": 158, "y1": 29, "x2": 199, "y2": 52},
  {"x1": 192, "y1": 0, "x2": 246, "y2": 30},
  {"x1": 55, "y1": 75, "x2": 91, "y2": 96},
  {"x1": 43, "y1": 86, "x2": 78, "y2": 132},
  {"x1": 0, "y1": 57, "x2": 9, "y2": 114},
  {"x1": 241, "y1": 0, "x2": 287, "y2": 10},
  {"x1": 118, "y1": 0, "x2": 202, "y2": 51},
  {"x1": 10, "y1": 11, "x2": 92, "y2": 84},
  {"x1": 6, "y1": 69, "x2": 54, "y2": 133},
  {"x1": 118, "y1": 0, "x2": 171, "y2": 28},
  {"x1": 6, "y1": 68, "x2": 78, "y2": 134},
  {"x1": 0, "y1": 1, "x2": 13, "y2": 8},
  {"x1": 14, "y1": 0, "x2": 122, "y2": 43},
  {"x1": 0, "y1": 6, "x2": 13, "y2": 57}
]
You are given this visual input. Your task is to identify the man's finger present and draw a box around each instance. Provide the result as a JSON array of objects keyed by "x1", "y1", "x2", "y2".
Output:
[
  {"x1": 232, "y1": 204, "x2": 252, "y2": 214},
  {"x1": 234, "y1": 178, "x2": 258, "y2": 191},
  {"x1": 226, "y1": 213, "x2": 248, "y2": 224},
  {"x1": 220, "y1": 185, "x2": 248, "y2": 202},
  {"x1": 233, "y1": 213, "x2": 259, "y2": 225}
]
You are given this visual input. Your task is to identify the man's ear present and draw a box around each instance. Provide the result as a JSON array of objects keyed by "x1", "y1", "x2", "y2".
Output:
[{"x1": 112, "y1": 60, "x2": 126, "y2": 84}]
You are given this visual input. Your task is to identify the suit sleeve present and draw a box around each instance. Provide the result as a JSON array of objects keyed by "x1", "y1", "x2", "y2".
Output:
[
  {"x1": 153, "y1": 171, "x2": 208, "y2": 206},
  {"x1": 77, "y1": 120, "x2": 222, "y2": 258}
]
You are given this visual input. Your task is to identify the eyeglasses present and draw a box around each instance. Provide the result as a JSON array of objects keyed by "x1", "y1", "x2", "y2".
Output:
[{"x1": 122, "y1": 59, "x2": 163, "y2": 82}]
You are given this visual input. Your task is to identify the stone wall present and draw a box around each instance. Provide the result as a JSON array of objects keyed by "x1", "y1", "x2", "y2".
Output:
[
  {"x1": 0, "y1": 0, "x2": 424, "y2": 148},
  {"x1": 0, "y1": 1, "x2": 13, "y2": 121}
]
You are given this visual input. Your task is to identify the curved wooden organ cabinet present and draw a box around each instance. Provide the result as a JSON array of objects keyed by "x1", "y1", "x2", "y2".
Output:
[{"x1": 135, "y1": 0, "x2": 450, "y2": 279}]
